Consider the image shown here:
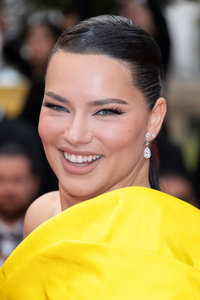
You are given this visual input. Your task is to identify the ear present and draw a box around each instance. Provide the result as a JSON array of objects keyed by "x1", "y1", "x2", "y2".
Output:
[{"x1": 147, "y1": 97, "x2": 167, "y2": 139}]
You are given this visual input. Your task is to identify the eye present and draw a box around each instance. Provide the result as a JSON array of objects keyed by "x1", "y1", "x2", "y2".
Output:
[
  {"x1": 94, "y1": 108, "x2": 124, "y2": 116},
  {"x1": 43, "y1": 102, "x2": 69, "y2": 112}
]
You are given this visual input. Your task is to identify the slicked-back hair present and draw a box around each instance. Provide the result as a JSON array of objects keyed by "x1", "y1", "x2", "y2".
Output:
[{"x1": 47, "y1": 15, "x2": 164, "y2": 190}]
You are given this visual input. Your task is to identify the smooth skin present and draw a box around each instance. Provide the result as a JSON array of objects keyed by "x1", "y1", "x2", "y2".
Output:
[{"x1": 24, "y1": 52, "x2": 166, "y2": 237}]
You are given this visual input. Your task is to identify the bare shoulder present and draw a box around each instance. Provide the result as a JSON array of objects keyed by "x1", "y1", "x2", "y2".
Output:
[{"x1": 23, "y1": 191, "x2": 61, "y2": 238}]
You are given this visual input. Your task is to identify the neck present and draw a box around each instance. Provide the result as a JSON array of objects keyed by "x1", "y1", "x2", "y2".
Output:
[
  {"x1": 59, "y1": 184, "x2": 92, "y2": 211},
  {"x1": 59, "y1": 160, "x2": 150, "y2": 211}
]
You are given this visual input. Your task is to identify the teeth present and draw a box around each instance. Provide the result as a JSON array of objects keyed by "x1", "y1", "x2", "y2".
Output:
[
  {"x1": 64, "y1": 153, "x2": 101, "y2": 164},
  {"x1": 88, "y1": 155, "x2": 92, "y2": 162},
  {"x1": 76, "y1": 155, "x2": 83, "y2": 163},
  {"x1": 64, "y1": 153, "x2": 69, "y2": 160},
  {"x1": 71, "y1": 154, "x2": 77, "y2": 163}
]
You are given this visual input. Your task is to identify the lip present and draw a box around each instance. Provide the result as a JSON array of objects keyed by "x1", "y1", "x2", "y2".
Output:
[
  {"x1": 59, "y1": 150, "x2": 103, "y2": 175},
  {"x1": 59, "y1": 147, "x2": 101, "y2": 157}
]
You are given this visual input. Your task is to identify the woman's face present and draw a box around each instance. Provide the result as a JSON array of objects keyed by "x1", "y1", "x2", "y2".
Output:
[{"x1": 39, "y1": 52, "x2": 152, "y2": 200}]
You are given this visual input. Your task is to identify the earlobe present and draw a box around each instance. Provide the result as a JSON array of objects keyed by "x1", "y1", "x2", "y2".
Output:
[{"x1": 148, "y1": 97, "x2": 167, "y2": 139}]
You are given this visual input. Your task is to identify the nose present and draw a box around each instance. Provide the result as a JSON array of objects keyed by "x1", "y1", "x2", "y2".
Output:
[{"x1": 63, "y1": 114, "x2": 93, "y2": 146}]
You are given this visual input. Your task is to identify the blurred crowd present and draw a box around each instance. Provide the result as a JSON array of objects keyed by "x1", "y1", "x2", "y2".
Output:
[{"x1": 0, "y1": 0, "x2": 199, "y2": 265}]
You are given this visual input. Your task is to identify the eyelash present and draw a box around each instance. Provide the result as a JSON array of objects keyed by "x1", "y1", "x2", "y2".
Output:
[
  {"x1": 93, "y1": 108, "x2": 124, "y2": 116},
  {"x1": 43, "y1": 102, "x2": 124, "y2": 116},
  {"x1": 43, "y1": 102, "x2": 69, "y2": 112}
]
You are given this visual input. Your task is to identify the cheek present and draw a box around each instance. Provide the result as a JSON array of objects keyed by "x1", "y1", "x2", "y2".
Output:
[
  {"x1": 96, "y1": 118, "x2": 146, "y2": 154},
  {"x1": 38, "y1": 114, "x2": 60, "y2": 146},
  {"x1": 38, "y1": 117, "x2": 49, "y2": 146}
]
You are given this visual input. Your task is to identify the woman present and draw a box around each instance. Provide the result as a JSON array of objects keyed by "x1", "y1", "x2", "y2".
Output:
[{"x1": 0, "y1": 15, "x2": 200, "y2": 299}]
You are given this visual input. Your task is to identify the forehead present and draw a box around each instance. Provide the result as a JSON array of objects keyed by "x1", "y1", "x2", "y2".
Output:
[
  {"x1": 47, "y1": 51, "x2": 132, "y2": 82},
  {"x1": 46, "y1": 52, "x2": 144, "y2": 103}
]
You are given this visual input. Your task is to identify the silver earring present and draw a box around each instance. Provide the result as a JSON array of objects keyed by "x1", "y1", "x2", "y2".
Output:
[{"x1": 144, "y1": 132, "x2": 151, "y2": 159}]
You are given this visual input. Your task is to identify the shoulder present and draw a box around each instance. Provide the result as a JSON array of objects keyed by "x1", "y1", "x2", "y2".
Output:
[{"x1": 23, "y1": 191, "x2": 61, "y2": 238}]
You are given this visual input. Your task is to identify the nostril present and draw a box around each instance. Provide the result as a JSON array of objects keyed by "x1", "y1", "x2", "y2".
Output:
[{"x1": 63, "y1": 125, "x2": 93, "y2": 145}]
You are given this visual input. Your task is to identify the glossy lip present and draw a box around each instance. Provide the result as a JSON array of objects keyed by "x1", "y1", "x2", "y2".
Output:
[
  {"x1": 59, "y1": 147, "x2": 101, "y2": 157},
  {"x1": 59, "y1": 149, "x2": 103, "y2": 175}
]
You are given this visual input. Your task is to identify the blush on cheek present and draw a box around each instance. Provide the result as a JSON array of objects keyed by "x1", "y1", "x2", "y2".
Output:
[
  {"x1": 38, "y1": 115, "x2": 54, "y2": 145},
  {"x1": 103, "y1": 126, "x2": 141, "y2": 152},
  {"x1": 38, "y1": 120, "x2": 49, "y2": 146},
  {"x1": 38, "y1": 119, "x2": 43, "y2": 141},
  {"x1": 38, "y1": 110, "x2": 46, "y2": 139}
]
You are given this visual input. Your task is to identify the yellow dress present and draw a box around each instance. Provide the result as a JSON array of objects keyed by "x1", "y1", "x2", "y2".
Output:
[{"x1": 0, "y1": 187, "x2": 200, "y2": 299}]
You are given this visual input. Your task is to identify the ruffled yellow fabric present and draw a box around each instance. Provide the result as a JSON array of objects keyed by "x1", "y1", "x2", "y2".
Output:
[{"x1": 0, "y1": 187, "x2": 200, "y2": 299}]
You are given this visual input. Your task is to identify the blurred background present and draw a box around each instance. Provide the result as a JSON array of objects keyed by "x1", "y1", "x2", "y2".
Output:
[{"x1": 0, "y1": 0, "x2": 200, "y2": 263}]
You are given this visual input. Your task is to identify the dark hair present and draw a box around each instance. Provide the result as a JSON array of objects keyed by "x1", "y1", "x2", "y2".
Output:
[
  {"x1": 0, "y1": 142, "x2": 37, "y2": 174},
  {"x1": 48, "y1": 15, "x2": 163, "y2": 190}
]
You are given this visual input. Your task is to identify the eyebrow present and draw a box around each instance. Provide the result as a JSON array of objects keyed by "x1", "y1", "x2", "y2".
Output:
[
  {"x1": 45, "y1": 91, "x2": 128, "y2": 106},
  {"x1": 88, "y1": 99, "x2": 128, "y2": 106},
  {"x1": 45, "y1": 91, "x2": 70, "y2": 104}
]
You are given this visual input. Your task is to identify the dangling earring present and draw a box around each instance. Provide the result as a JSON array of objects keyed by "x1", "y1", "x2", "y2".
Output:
[{"x1": 144, "y1": 132, "x2": 152, "y2": 159}]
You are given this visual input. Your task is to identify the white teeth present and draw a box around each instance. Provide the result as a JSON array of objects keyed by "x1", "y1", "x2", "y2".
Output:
[
  {"x1": 64, "y1": 153, "x2": 68, "y2": 160},
  {"x1": 64, "y1": 153, "x2": 101, "y2": 164},
  {"x1": 76, "y1": 155, "x2": 83, "y2": 163},
  {"x1": 88, "y1": 155, "x2": 92, "y2": 162},
  {"x1": 70, "y1": 154, "x2": 77, "y2": 163}
]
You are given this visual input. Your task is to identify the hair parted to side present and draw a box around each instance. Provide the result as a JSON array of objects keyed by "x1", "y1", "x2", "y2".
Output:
[{"x1": 47, "y1": 15, "x2": 164, "y2": 190}]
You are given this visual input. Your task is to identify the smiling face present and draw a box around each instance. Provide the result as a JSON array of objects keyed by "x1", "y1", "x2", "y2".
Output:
[{"x1": 39, "y1": 52, "x2": 154, "y2": 204}]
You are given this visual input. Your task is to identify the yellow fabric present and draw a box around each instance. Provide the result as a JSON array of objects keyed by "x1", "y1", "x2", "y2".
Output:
[{"x1": 0, "y1": 186, "x2": 200, "y2": 299}]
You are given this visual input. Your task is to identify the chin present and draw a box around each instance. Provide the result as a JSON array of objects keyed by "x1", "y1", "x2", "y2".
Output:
[{"x1": 59, "y1": 180, "x2": 104, "y2": 201}]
